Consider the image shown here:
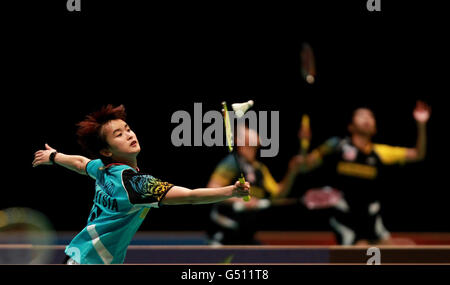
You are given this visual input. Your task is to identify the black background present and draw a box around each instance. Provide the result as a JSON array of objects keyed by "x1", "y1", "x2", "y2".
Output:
[{"x1": 6, "y1": 1, "x2": 448, "y2": 234}]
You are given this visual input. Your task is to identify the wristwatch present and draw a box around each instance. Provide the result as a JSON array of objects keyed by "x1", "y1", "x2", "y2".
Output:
[{"x1": 49, "y1": 151, "x2": 58, "y2": 165}]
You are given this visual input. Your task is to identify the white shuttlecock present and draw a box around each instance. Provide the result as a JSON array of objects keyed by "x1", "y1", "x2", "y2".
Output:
[{"x1": 232, "y1": 100, "x2": 254, "y2": 118}]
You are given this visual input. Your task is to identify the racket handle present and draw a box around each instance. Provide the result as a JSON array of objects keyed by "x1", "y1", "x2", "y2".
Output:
[
  {"x1": 238, "y1": 175, "x2": 250, "y2": 202},
  {"x1": 300, "y1": 138, "x2": 310, "y2": 154}
]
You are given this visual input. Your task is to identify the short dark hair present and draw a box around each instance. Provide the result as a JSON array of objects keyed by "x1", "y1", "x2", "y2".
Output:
[
  {"x1": 76, "y1": 104, "x2": 127, "y2": 160},
  {"x1": 350, "y1": 107, "x2": 374, "y2": 123}
]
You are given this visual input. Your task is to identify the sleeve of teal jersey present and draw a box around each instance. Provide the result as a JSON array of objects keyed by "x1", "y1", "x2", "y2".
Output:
[
  {"x1": 86, "y1": 159, "x2": 104, "y2": 180},
  {"x1": 122, "y1": 169, "x2": 174, "y2": 207}
]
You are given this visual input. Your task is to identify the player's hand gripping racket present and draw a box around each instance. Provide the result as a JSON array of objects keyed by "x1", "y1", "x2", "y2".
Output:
[{"x1": 222, "y1": 101, "x2": 252, "y2": 202}]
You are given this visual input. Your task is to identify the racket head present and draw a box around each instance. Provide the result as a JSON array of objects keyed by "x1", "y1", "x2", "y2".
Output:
[{"x1": 300, "y1": 42, "x2": 316, "y2": 84}]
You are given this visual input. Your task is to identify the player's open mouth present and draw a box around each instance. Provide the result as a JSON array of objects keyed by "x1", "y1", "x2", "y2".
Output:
[{"x1": 130, "y1": 141, "x2": 137, "y2": 147}]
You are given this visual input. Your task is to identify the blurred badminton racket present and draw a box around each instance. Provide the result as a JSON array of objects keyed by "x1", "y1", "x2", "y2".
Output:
[
  {"x1": 300, "y1": 42, "x2": 316, "y2": 84},
  {"x1": 0, "y1": 207, "x2": 56, "y2": 264}
]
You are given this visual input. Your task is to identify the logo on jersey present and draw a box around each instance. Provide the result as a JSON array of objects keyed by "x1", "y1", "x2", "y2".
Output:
[{"x1": 342, "y1": 144, "x2": 358, "y2": 161}]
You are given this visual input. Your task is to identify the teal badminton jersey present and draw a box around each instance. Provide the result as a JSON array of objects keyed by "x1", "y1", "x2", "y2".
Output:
[{"x1": 65, "y1": 159, "x2": 174, "y2": 264}]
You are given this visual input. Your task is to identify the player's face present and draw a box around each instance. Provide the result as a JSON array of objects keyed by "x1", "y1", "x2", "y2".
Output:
[
  {"x1": 101, "y1": 119, "x2": 141, "y2": 159},
  {"x1": 351, "y1": 108, "x2": 377, "y2": 136},
  {"x1": 236, "y1": 126, "x2": 259, "y2": 161}
]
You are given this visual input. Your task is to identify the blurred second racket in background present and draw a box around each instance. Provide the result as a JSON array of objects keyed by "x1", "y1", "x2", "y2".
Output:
[
  {"x1": 0, "y1": 207, "x2": 56, "y2": 264},
  {"x1": 300, "y1": 42, "x2": 316, "y2": 84}
]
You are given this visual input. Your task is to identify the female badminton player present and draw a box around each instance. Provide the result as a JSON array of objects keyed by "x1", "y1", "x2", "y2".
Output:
[{"x1": 32, "y1": 104, "x2": 250, "y2": 264}]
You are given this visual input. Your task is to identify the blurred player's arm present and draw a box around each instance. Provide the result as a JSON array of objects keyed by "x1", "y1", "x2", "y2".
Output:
[
  {"x1": 375, "y1": 101, "x2": 431, "y2": 164},
  {"x1": 293, "y1": 137, "x2": 341, "y2": 174},
  {"x1": 261, "y1": 161, "x2": 298, "y2": 198},
  {"x1": 405, "y1": 100, "x2": 430, "y2": 162},
  {"x1": 32, "y1": 144, "x2": 90, "y2": 175}
]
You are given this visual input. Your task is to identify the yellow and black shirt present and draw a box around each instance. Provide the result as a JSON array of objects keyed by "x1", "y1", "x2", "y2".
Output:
[
  {"x1": 207, "y1": 154, "x2": 280, "y2": 244},
  {"x1": 313, "y1": 137, "x2": 408, "y2": 208},
  {"x1": 210, "y1": 153, "x2": 280, "y2": 200}
]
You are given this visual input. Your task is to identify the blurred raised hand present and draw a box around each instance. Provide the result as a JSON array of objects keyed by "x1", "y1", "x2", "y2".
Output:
[{"x1": 413, "y1": 100, "x2": 431, "y2": 124}]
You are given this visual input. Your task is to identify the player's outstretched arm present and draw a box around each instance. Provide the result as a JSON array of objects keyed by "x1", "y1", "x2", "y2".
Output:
[
  {"x1": 32, "y1": 144, "x2": 91, "y2": 175},
  {"x1": 406, "y1": 100, "x2": 431, "y2": 162},
  {"x1": 161, "y1": 181, "x2": 250, "y2": 205}
]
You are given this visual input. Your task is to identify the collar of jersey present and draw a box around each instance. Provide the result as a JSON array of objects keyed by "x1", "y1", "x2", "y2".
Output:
[{"x1": 104, "y1": 162, "x2": 140, "y2": 172}]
